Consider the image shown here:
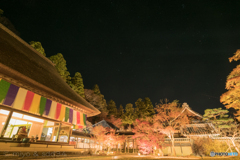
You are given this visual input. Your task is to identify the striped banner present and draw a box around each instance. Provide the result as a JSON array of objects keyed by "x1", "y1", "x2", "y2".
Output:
[
  {"x1": 77, "y1": 111, "x2": 80, "y2": 125},
  {"x1": 0, "y1": 79, "x2": 11, "y2": 103},
  {"x1": 84, "y1": 114, "x2": 87, "y2": 126},
  {"x1": 39, "y1": 97, "x2": 47, "y2": 115},
  {"x1": 58, "y1": 105, "x2": 65, "y2": 121},
  {"x1": 80, "y1": 113, "x2": 84, "y2": 126},
  {"x1": 3, "y1": 84, "x2": 19, "y2": 106},
  {"x1": 73, "y1": 110, "x2": 76, "y2": 125},
  {"x1": 12, "y1": 88, "x2": 28, "y2": 110},
  {"x1": 48, "y1": 101, "x2": 57, "y2": 119},
  {"x1": 55, "y1": 103, "x2": 61, "y2": 119},
  {"x1": 29, "y1": 94, "x2": 41, "y2": 114},
  {"x1": 0, "y1": 79, "x2": 88, "y2": 125},
  {"x1": 23, "y1": 91, "x2": 35, "y2": 111},
  {"x1": 44, "y1": 99, "x2": 52, "y2": 116},
  {"x1": 69, "y1": 109, "x2": 73, "y2": 123},
  {"x1": 65, "y1": 107, "x2": 70, "y2": 122}
]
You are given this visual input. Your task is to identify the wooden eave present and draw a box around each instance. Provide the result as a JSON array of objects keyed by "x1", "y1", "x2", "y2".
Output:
[{"x1": 0, "y1": 23, "x2": 100, "y2": 117}]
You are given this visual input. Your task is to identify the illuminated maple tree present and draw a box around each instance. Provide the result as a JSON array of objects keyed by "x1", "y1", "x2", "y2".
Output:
[
  {"x1": 153, "y1": 99, "x2": 189, "y2": 156},
  {"x1": 220, "y1": 49, "x2": 240, "y2": 121},
  {"x1": 132, "y1": 118, "x2": 165, "y2": 155},
  {"x1": 91, "y1": 125, "x2": 107, "y2": 152},
  {"x1": 106, "y1": 115, "x2": 122, "y2": 128}
]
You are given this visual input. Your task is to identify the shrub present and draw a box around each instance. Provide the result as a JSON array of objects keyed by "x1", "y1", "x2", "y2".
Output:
[{"x1": 192, "y1": 137, "x2": 228, "y2": 156}]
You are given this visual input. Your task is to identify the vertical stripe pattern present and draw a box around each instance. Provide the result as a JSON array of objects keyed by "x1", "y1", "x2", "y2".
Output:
[
  {"x1": 3, "y1": 84, "x2": 19, "y2": 106},
  {"x1": 12, "y1": 88, "x2": 28, "y2": 109},
  {"x1": 44, "y1": 99, "x2": 52, "y2": 116},
  {"x1": 0, "y1": 79, "x2": 88, "y2": 125},
  {"x1": 0, "y1": 79, "x2": 11, "y2": 103},
  {"x1": 23, "y1": 91, "x2": 35, "y2": 111},
  {"x1": 29, "y1": 94, "x2": 41, "y2": 114}
]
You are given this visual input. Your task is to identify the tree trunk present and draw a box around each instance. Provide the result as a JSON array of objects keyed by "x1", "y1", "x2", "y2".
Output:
[
  {"x1": 159, "y1": 148, "x2": 163, "y2": 156},
  {"x1": 125, "y1": 140, "x2": 127, "y2": 153},
  {"x1": 171, "y1": 134, "x2": 176, "y2": 156}
]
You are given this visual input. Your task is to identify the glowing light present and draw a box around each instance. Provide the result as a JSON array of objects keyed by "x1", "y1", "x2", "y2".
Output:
[
  {"x1": 23, "y1": 115, "x2": 44, "y2": 123},
  {"x1": 0, "y1": 109, "x2": 10, "y2": 115},
  {"x1": 12, "y1": 112, "x2": 23, "y2": 118},
  {"x1": 138, "y1": 153, "x2": 141, "y2": 156}
]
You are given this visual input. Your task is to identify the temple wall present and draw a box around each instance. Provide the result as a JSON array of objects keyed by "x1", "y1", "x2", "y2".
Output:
[{"x1": 162, "y1": 146, "x2": 192, "y2": 156}]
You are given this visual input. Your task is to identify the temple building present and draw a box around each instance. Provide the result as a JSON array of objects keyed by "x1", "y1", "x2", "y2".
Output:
[{"x1": 0, "y1": 23, "x2": 100, "y2": 146}]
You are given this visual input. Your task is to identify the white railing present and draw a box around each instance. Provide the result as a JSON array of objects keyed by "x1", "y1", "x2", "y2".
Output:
[{"x1": 164, "y1": 138, "x2": 191, "y2": 142}]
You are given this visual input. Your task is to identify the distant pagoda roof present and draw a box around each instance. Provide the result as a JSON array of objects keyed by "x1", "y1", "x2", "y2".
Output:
[
  {"x1": 171, "y1": 102, "x2": 203, "y2": 122},
  {"x1": 92, "y1": 120, "x2": 119, "y2": 130},
  {"x1": 0, "y1": 23, "x2": 100, "y2": 117}
]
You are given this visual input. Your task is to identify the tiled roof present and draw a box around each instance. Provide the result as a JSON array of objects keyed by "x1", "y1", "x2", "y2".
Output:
[
  {"x1": 92, "y1": 120, "x2": 119, "y2": 130},
  {"x1": 181, "y1": 123, "x2": 219, "y2": 136}
]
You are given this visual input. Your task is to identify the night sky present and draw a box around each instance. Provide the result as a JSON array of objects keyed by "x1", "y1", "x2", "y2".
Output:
[{"x1": 1, "y1": 0, "x2": 240, "y2": 114}]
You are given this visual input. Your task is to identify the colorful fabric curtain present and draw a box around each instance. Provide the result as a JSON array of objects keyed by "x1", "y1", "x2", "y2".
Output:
[
  {"x1": 23, "y1": 91, "x2": 35, "y2": 111},
  {"x1": 65, "y1": 107, "x2": 70, "y2": 122},
  {"x1": 84, "y1": 114, "x2": 87, "y2": 126},
  {"x1": 73, "y1": 110, "x2": 76, "y2": 125},
  {"x1": 48, "y1": 101, "x2": 57, "y2": 119},
  {"x1": 55, "y1": 103, "x2": 61, "y2": 119},
  {"x1": 39, "y1": 97, "x2": 47, "y2": 115},
  {"x1": 3, "y1": 84, "x2": 19, "y2": 106},
  {"x1": 0, "y1": 79, "x2": 87, "y2": 126},
  {"x1": 29, "y1": 93, "x2": 41, "y2": 114},
  {"x1": 69, "y1": 109, "x2": 73, "y2": 123},
  {"x1": 12, "y1": 88, "x2": 28, "y2": 110},
  {"x1": 58, "y1": 105, "x2": 65, "y2": 121},
  {"x1": 0, "y1": 78, "x2": 11, "y2": 103},
  {"x1": 44, "y1": 99, "x2": 52, "y2": 116}
]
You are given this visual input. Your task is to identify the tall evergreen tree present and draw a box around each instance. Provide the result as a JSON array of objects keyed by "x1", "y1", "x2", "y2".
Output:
[
  {"x1": 203, "y1": 108, "x2": 240, "y2": 153},
  {"x1": 49, "y1": 53, "x2": 70, "y2": 82},
  {"x1": 203, "y1": 108, "x2": 235, "y2": 131},
  {"x1": 135, "y1": 97, "x2": 155, "y2": 119},
  {"x1": 107, "y1": 100, "x2": 118, "y2": 117},
  {"x1": 93, "y1": 84, "x2": 101, "y2": 95},
  {"x1": 85, "y1": 85, "x2": 108, "y2": 123},
  {"x1": 117, "y1": 104, "x2": 124, "y2": 118},
  {"x1": 69, "y1": 72, "x2": 85, "y2": 98},
  {"x1": 29, "y1": 41, "x2": 46, "y2": 56},
  {"x1": 122, "y1": 103, "x2": 135, "y2": 129}
]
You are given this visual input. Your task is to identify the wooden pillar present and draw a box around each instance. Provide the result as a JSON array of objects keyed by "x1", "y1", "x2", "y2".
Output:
[
  {"x1": 1, "y1": 110, "x2": 13, "y2": 137},
  {"x1": 83, "y1": 138, "x2": 85, "y2": 149},
  {"x1": 133, "y1": 139, "x2": 135, "y2": 153},
  {"x1": 56, "y1": 123, "x2": 61, "y2": 142},
  {"x1": 125, "y1": 139, "x2": 126, "y2": 153},
  {"x1": 128, "y1": 139, "x2": 129, "y2": 153},
  {"x1": 67, "y1": 128, "x2": 72, "y2": 144}
]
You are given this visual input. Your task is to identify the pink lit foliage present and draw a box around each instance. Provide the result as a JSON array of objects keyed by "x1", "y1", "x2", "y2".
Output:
[
  {"x1": 132, "y1": 118, "x2": 165, "y2": 155},
  {"x1": 106, "y1": 115, "x2": 123, "y2": 128},
  {"x1": 91, "y1": 125, "x2": 124, "y2": 154},
  {"x1": 153, "y1": 99, "x2": 189, "y2": 156}
]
